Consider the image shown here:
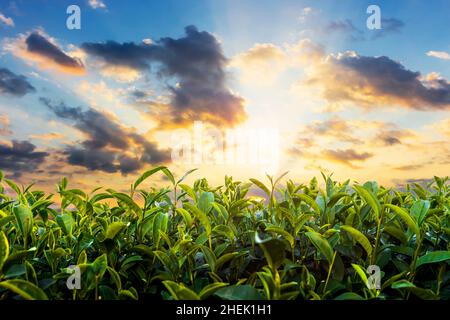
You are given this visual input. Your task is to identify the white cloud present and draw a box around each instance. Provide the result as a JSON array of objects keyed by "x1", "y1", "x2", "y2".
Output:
[
  {"x1": 0, "y1": 12, "x2": 14, "y2": 27},
  {"x1": 88, "y1": 0, "x2": 107, "y2": 10},
  {"x1": 426, "y1": 50, "x2": 450, "y2": 60},
  {"x1": 298, "y1": 7, "x2": 319, "y2": 22}
]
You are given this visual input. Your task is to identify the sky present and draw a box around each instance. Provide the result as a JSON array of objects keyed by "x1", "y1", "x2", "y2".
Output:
[{"x1": 0, "y1": 0, "x2": 449, "y2": 192}]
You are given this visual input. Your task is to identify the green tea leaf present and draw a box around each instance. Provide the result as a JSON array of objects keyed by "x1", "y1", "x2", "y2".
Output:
[
  {"x1": 334, "y1": 292, "x2": 364, "y2": 300},
  {"x1": 113, "y1": 193, "x2": 142, "y2": 215},
  {"x1": 198, "y1": 282, "x2": 229, "y2": 299},
  {"x1": 185, "y1": 203, "x2": 211, "y2": 239},
  {"x1": 0, "y1": 279, "x2": 48, "y2": 300},
  {"x1": 178, "y1": 184, "x2": 197, "y2": 202},
  {"x1": 214, "y1": 285, "x2": 262, "y2": 300},
  {"x1": 215, "y1": 252, "x2": 240, "y2": 271},
  {"x1": 256, "y1": 234, "x2": 286, "y2": 270},
  {"x1": 56, "y1": 213, "x2": 74, "y2": 236},
  {"x1": 163, "y1": 280, "x2": 200, "y2": 300},
  {"x1": 265, "y1": 226, "x2": 295, "y2": 248},
  {"x1": 105, "y1": 221, "x2": 126, "y2": 240},
  {"x1": 107, "y1": 266, "x2": 122, "y2": 290},
  {"x1": 198, "y1": 192, "x2": 214, "y2": 214},
  {"x1": 353, "y1": 185, "x2": 381, "y2": 220},
  {"x1": 0, "y1": 231, "x2": 9, "y2": 273},
  {"x1": 305, "y1": 231, "x2": 334, "y2": 263},
  {"x1": 13, "y1": 205, "x2": 33, "y2": 240},
  {"x1": 340, "y1": 225, "x2": 372, "y2": 258},
  {"x1": 385, "y1": 204, "x2": 420, "y2": 238},
  {"x1": 294, "y1": 194, "x2": 321, "y2": 215},
  {"x1": 118, "y1": 289, "x2": 138, "y2": 300},
  {"x1": 133, "y1": 166, "x2": 166, "y2": 190},
  {"x1": 92, "y1": 254, "x2": 108, "y2": 279},
  {"x1": 351, "y1": 264, "x2": 368, "y2": 287},
  {"x1": 416, "y1": 251, "x2": 450, "y2": 268},
  {"x1": 410, "y1": 200, "x2": 430, "y2": 226}
]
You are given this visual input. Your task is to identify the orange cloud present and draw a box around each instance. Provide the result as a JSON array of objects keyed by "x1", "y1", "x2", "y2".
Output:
[
  {"x1": 4, "y1": 30, "x2": 85, "y2": 75},
  {"x1": 301, "y1": 50, "x2": 450, "y2": 110},
  {"x1": 0, "y1": 114, "x2": 11, "y2": 135},
  {"x1": 432, "y1": 118, "x2": 450, "y2": 137},
  {"x1": 322, "y1": 148, "x2": 373, "y2": 168},
  {"x1": 231, "y1": 43, "x2": 287, "y2": 85},
  {"x1": 29, "y1": 132, "x2": 65, "y2": 140}
]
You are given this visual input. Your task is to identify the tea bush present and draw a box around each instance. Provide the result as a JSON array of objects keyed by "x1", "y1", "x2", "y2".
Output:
[{"x1": 0, "y1": 167, "x2": 449, "y2": 300}]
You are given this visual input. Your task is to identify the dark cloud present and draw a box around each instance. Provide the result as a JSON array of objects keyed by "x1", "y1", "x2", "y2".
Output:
[
  {"x1": 337, "y1": 54, "x2": 450, "y2": 109},
  {"x1": 40, "y1": 98, "x2": 170, "y2": 174},
  {"x1": 82, "y1": 25, "x2": 246, "y2": 127},
  {"x1": 42, "y1": 99, "x2": 130, "y2": 150},
  {"x1": 0, "y1": 67, "x2": 35, "y2": 97},
  {"x1": 118, "y1": 155, "x2": 142, "y2": 174},
  {"x1": 405, "y1": 178, "x2": 434, "y2": 185},
  {"x1": 65, "y1": 147, "x2": 117, "y2": 173},
  {"x1": 392, "y1": 178, "x2": 435, "y2": 191},
  {"x1": 324, "y1": 19, "x2": 364, "y2": 41},
  {"x1": 394, "y1": 164, "x2": 424, "y2": 171},
  {"x1": 323, "y1": 148, "x2": 373, "y2": 168},
  {"x1": 0, "y1": 140, "x2": 48, "y2": 177},
  {"x1": 82, "y1": 40, "x2": 151, "y2": 70},
  {"x1": 371, "y1": 18, "x2": 404, "y2": 39},
  {"x1": 25, "y1": 32, "x2": 85, "y2": 72},
  {"x1": 324, "y1": 18, "x2": 404, "y2": 41},
  {"x1": 130, "y1": 89, "x2": 149, "y2": 99},
  {"x1": 375, "y1": 129, "x2": 407, "y2": 146},
  {"x1": 307, "y1": 52, "x2": 450, "y2": 110}
]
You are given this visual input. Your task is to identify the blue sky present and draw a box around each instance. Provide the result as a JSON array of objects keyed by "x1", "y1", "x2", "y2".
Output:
[{"x1": 0, "y1": 0, "x2": 449, "y2": 189}]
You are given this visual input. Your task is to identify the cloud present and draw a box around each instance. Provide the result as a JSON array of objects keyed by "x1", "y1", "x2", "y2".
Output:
[
  {"x1": 231, "y1": 43, "x2": 287, "y2": 85},
  {"x1": 82, "y1": 25, "x2": 246, "y2": 127},
  {"x1": 302, "y1": 50, "x2": 450, "y2": 110},
  {"x1": 426, "y1": 51, "x2": 450, "y2": 60},
  {"x1": 0, "y1": 67, "x2": 35, "y2": 97},
  {"x1": 88, "y1": 0, "x2": 107, "y2": 10},
  {"x1": 0, "y1": 12, "x2": 14, "y2": 27},
  {"x1": 0, "y1": 140, "x2": 49, "y2": 177},
  {"x1": 29, "y1": 132, "x2": 65, "y2": 140},
  {"x1": 324, "y1": 19, "x2": 364, "y2": 41},
  {"x1": 231, "y1": 39, "x2": 324, "y2": 86},
  {"x1": 81, "y1": 40, "x2": 151, "y2": 71},
  {"x1": 432, "y1": 118, "x2": 450, "y2": 137},
  {"x1": 25, "y1": 32, "x2": 85, "y2": 73},
  {"x1": 322, "y1": 148, "x2": 373, "y2": 168},
  {"x1": 288, "y1": 116, "x2": 418, "y2": 171},
  {"x1": 394, "y1": 164, "x2": 424, "y2": 171},
  {"x1": 375, "y1": 128, "x2": 412, "y2": 146},
  {"x1": 298, "y1": 7, "x2": 319, "y2": 23},
  {"x1": 371, "y1": 18, "x2": 404, "y2": 39},
  {"x1": 303, "y1": 116, "x2": 363, "y2": 144},
  {"x1": 40, "y1": 98, "x2": 170, "y2": 174},
  {"x1": 404, "y1": 178, "x2": 434, "y2": 186},
  {"x1": 293, "y1": 116, "x2": 413, "y2": 151},
  {"x1": 0, "y1": 115, "x2": 11, "y2": 135},
  {"x1": 322, "y1": 17, "x2": 403, "y2": 41},
  {"x1": 4, "y1": 30, "x2": 85, "y2": 74}
]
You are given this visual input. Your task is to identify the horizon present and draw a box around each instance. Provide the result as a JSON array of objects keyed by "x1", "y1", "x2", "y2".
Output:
[{"x1": 0, "y1": 0, "x2": 449, "y2": 192}]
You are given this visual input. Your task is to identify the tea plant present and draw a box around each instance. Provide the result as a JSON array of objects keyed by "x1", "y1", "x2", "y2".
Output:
[{"x1": 0, "y1": 167, "x2": 449, "y2": 300}]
